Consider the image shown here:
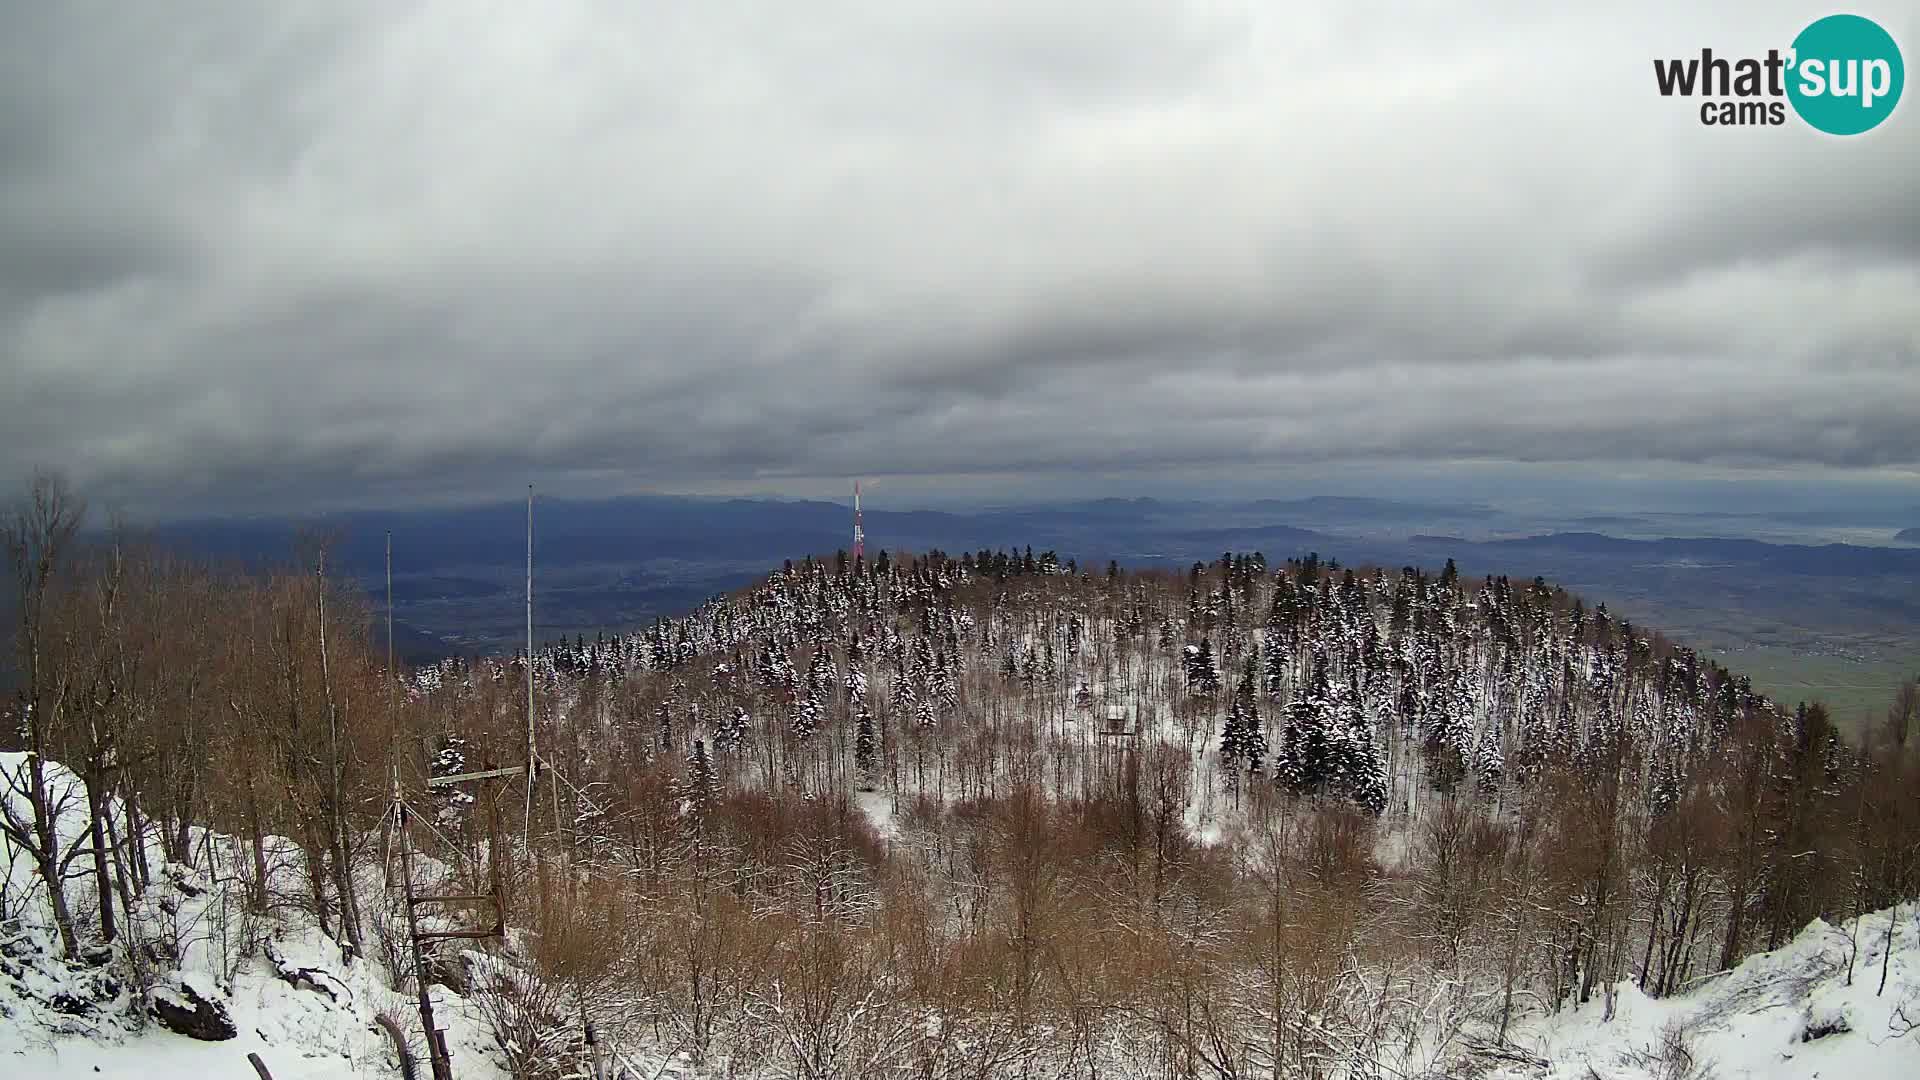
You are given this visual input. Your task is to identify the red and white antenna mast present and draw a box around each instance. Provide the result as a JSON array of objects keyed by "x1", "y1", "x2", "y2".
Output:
[{"x1": 852, "y1": 480, "x2": 865, "y2": 561}]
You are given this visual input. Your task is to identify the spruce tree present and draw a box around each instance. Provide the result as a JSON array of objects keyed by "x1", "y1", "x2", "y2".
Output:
[
  {"x1": 1184, "y1": 637, "x2": 1221, "y2": 696},
  {"x1": 845, "y1": 664, "x2": 869, "y2": 709},
  {"x1": 1221, "y1": 656, "x2": 1267, "y2": 777},
  {"x1": 656, "y1": 695, "x2": 677, "y2": 752},
  {"x1": 715, "y1": 705, "x2": 750, "y2": 754},
  {"x1": 683, "y1": 739, "x2": 719, "y2": 820},
  {"x1": 1331, "y1": 694, "x2": 1388, "y2": 813},
  {"x1": 854, "y1": 707, "x2": 878, "y2": 790},
  {"x1": 429, "y1": 736, "x2": 478, "y2": 831},
  {"x1": 1276, "y1": 651, "x2": 1335, "y2": 796},
  {"x1": 934, "y1": 650, "x2": 959, "y2": 712}
]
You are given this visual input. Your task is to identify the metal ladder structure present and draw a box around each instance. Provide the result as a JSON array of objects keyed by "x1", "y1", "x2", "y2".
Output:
[
  {"x1": 387, "y1": 762, "x2": 520, "y2": 1080},
  {"x1": 383, "y1": 486, "x2": 560, "y2": 1080}
]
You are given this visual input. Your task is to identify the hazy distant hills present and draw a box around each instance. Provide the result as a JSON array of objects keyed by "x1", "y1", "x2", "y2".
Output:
[
  {"x1": 1246, "y1": 495, "x2": 1499, "y2": 521},
  {"x1": 1456, "y1": 531, "x2": 1920, "y2": 577},
  {"x1": 127, "y1": 495, "x2": 1920, "y2": 706},
  {"x1": 1898, "y1": 527, "x2": 1920, "y2": 543}
]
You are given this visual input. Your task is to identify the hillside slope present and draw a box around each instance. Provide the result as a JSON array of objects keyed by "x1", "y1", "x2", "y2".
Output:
[
  {"x1": 2, "y1": 752, "x2": 508, "y2": 1080},
  {"x1": 10, "y1": 743, "x2": 1918, "y2": 1078},
  {"x1": 7, "y1": 548, "x2": 1917, "y2": 1079},
  {"x1": 1493, "y1": 909, "x2": 1920, "y2": 1080}
]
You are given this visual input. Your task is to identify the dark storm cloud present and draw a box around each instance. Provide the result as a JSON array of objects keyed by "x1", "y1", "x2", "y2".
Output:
[{"x1": 1, "y1": 1, "x2": 1917, "y2": 514}]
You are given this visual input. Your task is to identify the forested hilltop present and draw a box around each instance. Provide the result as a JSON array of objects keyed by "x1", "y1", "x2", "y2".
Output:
[{"x1": 7, "y1": 475, "x2": 1919, "y2": 1079}]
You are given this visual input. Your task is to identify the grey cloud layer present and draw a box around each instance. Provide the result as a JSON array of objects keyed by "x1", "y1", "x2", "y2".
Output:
[{"x1": 2, "y1": 1, "x2": 1917, "y2": 510}]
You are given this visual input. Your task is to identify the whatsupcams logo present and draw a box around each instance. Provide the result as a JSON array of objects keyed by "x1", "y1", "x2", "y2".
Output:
[{"x1": 1653, "y1": 13, "x2": 1904, "y2": 133}]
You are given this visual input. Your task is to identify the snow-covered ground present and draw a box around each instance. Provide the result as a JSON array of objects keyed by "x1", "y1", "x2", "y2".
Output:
[
  {"x1": 1491, "y1": 908, "x2": 1920, "y2": 1080},
  {"x1": 3, "y1": 751, "x2": 506, "y2": 1080},
  {"x1": 14, "y1": 897, "x2": 1916, "y2": 1080},
  {"x1": 10, "y1": 746, "x2": 1920, "y2": 1079},
  {"x1": 5, "y1": 925, "x2": 504, "y2": 1080}
]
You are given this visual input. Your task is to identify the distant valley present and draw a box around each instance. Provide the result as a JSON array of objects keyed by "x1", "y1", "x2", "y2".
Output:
[{"x1": 140, "y1": 493, "x2": 1920, "y2": 727}]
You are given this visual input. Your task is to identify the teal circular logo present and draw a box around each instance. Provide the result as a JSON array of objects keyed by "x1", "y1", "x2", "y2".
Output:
[{"x1": 1787, "y1": 14, "x2": 1904, "y2": 135}]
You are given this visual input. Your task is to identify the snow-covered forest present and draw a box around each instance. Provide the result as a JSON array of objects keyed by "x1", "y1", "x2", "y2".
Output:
[{"x1": 6, "y1": 473, "x2": 1920, "y2": 1079}]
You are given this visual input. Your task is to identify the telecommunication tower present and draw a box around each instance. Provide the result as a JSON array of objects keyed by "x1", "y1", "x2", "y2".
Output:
[{"x1": 852, "y1": 481, "x2": 865, "y2": 561}]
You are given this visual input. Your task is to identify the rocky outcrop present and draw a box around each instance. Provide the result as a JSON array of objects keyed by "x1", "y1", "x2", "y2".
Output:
[{"x1": 148, "y1": 978, "x2": 236, "y2": 1041}]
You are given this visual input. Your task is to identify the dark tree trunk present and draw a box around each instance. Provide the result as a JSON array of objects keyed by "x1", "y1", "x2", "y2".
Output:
[
  {"x1": 103, "y1": 801, "x2": 138, "y2": 933},
  {"x1": 303, "y1": 827, "x2": 332, "y2": 940},
  {"x1": 124, "y1": 782, "x2": 151, "y2": 891},
  {"x1": 85, "y1": 771, "x2": 118, "y2": 942},
  {"x1": 328, "y1": 817, "x2": 364, "y2": 959}
]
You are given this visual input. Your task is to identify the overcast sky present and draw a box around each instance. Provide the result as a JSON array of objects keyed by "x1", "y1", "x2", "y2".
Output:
[{"x1": 2, "y1": 2, "x2": 1917, "y2": 516}]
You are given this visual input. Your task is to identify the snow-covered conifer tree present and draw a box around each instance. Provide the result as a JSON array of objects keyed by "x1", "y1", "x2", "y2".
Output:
[
  {"x1": 1220, "y1": 656, "x2": 1267, "y2": 779},
  {"x1": 854, "y1": 707, "x2": 878, "y2": 789}
]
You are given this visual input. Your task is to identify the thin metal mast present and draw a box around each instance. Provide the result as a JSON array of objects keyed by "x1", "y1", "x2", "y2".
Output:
[
  {"x1": 385, "y1": 530, "x2": 398, "y2": 899},
  {"x1": 853, "y1": 480, "x2": 864, "y2": 562},
  {"x1": 386, "y1": 530, "x2": 396, "y2": 768},
  {"x1": 524, "y1": 484, "x2": 537, "y2": 836},
  {"x1": 387, "y1": 530, "x2": 395, "y2": 685},
  {"x1": 389, "y1": 508, "x2": 525, "y2": 1080}
]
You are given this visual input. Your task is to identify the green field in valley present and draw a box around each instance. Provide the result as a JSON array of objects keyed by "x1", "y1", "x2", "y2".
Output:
[{"x1": 1708, "y1": 645, "x2": 1915, "y2": 739}]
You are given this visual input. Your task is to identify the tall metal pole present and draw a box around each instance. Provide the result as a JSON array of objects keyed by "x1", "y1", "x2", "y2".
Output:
[
  {"x1": 387, "y1": 530, "x2": 394, "y2": 688},
  {"x1": 385, "y1": 530, "x2": 399, "y2": 892},
  {"x1": 527, "y1": 484, "x2": 534, "y2": 758},
  {"x1": 387, "y1": 530, "x2": 397, "y2": 776},
  {"x1": 852, "y1": 480, "x2": 864, "y2": 563},
  {"x1": 524, "y1": 486, "x2": 537, "y2": 837}
]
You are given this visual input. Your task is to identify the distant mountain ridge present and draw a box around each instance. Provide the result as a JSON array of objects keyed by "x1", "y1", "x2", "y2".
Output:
[
  {"x1": 111, "y1": 494, "x2": 1920, "y2": 659},
  {"x1": 1248, "y1": 495, "x2": 1497, "y2": 520},
  {"x1": 1474, "y1": 531, "x2": 1920, "y2": 576},
  {"x1": 130, "y1": 496, "x2": 1920, "y2": 595}
]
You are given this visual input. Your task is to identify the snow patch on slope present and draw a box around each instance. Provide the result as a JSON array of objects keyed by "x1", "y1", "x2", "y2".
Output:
[{"x1": 1493, "y1": 907, "x2": 1920, "y2": 1080}]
